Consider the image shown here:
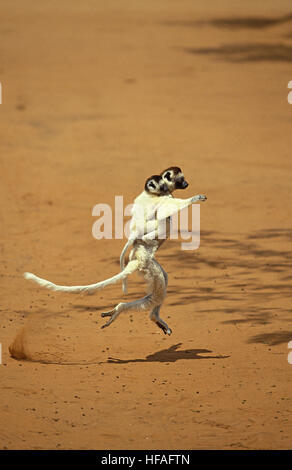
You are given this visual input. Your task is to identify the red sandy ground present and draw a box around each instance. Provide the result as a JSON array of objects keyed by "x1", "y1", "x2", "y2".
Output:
[{"x1": 0, "y1": 0, "x2": 292, "y2": 449}]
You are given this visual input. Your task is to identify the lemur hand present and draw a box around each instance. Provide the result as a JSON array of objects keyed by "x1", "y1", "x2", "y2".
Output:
[{"x1": 192, "y1": 194, "x2": 207, "y2": 202}]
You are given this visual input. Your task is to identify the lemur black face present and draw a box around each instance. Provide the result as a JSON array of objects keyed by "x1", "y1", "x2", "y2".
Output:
[
  {"x1": 175, "y1": 176, "x2": 188, "y2": 189},
  {"x1": 160, "y1": 166, "x2": 188, "y2": 190},
  {"x1": 145, "y1": 175, "x2": 170, "y2": 195}
]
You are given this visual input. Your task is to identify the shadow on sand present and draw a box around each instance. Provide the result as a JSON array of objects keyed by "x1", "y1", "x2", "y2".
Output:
[
  {"x1": 183, "y1": 43, "x2": 292, "y2": 63},
  {"x1": 248, "y1": 331, "x2": 292, "y2": 346},
  {"x1": 163, "y1": 12, "x2": 292, "y2": 30},
  {"x1": 106, "y1": 343, "x2": 229, "y2": 364}
]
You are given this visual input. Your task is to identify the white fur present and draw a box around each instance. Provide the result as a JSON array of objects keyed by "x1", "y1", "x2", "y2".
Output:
[{"x1": 23, "y1": 259, "x2": 139, "y2": 293}]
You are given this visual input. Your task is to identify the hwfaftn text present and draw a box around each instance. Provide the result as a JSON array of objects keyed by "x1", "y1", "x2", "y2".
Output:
[{"x1": 101, "y1": 453, "x2": 190, "y2": 466}]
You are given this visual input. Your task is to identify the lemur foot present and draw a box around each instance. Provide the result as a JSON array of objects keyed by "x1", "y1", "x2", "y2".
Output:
[
  {"x1": 156, "y1": 322, "x2": 172, "y2": 336},
  {"x1": 101, "y1": 321, "x2": 111, "y2": 329},
  {"x1": 101, "y1": 311, "x2": 113, "y2": 318},
  {"x1": 101, "y1": 315, "x2": 115, "y2": 329},
  {"x1": 100, "y1": 309, "x2": 117, "y2": 329}
]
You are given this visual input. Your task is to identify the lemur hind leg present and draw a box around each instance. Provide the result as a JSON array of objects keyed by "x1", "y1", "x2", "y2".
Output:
[
  {"x1": 149, "y1": 262, "x2": 170, "y2": 334},
  {"x1": 101, "y1": 247, "x2": 170, "y2": 335},
  {"x1": 156, "y1": 261, "x2": 168, "y2": 288},
  {"x1": 101, "y1": 294, "x2": 153, "y2": 329},
  {"x1": 146, "y1": 259, "x2": 172, "y2": 335}
]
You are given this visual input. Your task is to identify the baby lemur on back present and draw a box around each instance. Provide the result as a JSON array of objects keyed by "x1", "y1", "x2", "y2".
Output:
[{"x1": 120, "y1": 166, "x2": 189, "y2": 295}]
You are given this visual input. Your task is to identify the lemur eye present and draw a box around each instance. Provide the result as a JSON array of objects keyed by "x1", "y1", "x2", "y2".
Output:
[
  {"x1": 149, "y1": 182, "x2": 156, "y2": 189},
  {"x1": 164, "y1": 172, "x2": 172, "y2": 182}
]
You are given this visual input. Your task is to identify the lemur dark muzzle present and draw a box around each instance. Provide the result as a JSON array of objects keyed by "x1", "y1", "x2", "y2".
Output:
[
  {"x1": 162, "y1": 184, "x2": 169, "y2": 193},
  {"x1": 177, "y1": 180, "x2": 188, "y2": 189}
]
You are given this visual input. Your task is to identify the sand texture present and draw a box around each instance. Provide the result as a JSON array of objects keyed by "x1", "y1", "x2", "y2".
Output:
[{"x1": 1, "y1": 0, "x2": 292, "y2": 449}]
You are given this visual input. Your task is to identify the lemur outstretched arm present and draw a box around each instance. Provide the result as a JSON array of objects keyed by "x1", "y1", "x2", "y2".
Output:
[
  {"x1": 155, "y1": 194, "x2": 206, "y2": 220},
  {"x1": 142, "y1": 194, "x2": 207, "y2": 241}
]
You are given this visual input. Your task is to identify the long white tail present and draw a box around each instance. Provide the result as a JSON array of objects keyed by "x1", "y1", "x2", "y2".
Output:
[{"x1": 23, "y1": 260, "x2": 139, "y2": 294}]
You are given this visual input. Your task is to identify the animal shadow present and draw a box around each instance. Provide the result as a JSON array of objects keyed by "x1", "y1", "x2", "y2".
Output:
[{"x1": 107, "y1": 343, "x2": 229, "y2": 364}]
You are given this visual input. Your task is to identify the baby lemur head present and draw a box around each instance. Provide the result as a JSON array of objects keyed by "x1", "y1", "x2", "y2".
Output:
[
  {"x1": 160, "y1": 166, "x2": 188, "y2": 192},
  {"x1": 145, "y1": 175, "x2": 169, "y2": 196}
]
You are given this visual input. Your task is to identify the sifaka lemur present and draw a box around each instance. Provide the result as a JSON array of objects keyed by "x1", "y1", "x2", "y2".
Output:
[{"x1": 24, "y1": 171, "x2": 207, "y2": 335}]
